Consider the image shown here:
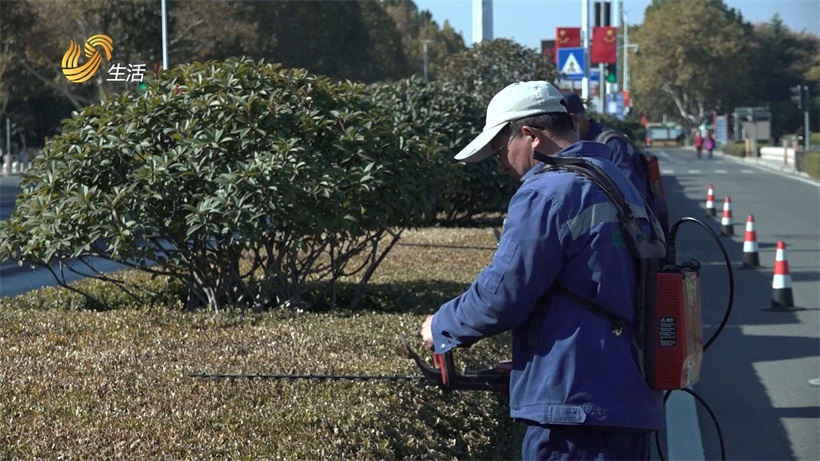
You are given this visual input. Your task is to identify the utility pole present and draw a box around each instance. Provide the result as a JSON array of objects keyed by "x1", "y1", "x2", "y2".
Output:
[
  {"x1": 791, "y1": 84, "x2": 812, "y2": 151},
  {"x1": 623, "y1": 10, "x2": 629, "y2": 93},
  {"x1": 581, "y1": 0, "x2": 590, "y2": 101},
  {"x1": 422, "y1": 40, "x2": 433, "y2": 82},
  {"x1": 4, "y1": 118, "x2": 10, "y2": 175},
  {"x1": 593, "y1": 1, "x2": 611, "y2": 113},
  {"x1": 804, "y1": 85, "x2": 811, "y2": 152},
  {"x1": 5, "y1": 119, "x2": 10, "y2": 156}
]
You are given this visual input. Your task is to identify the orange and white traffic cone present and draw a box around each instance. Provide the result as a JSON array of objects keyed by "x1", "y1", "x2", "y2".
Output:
[
  {"x1": 769, "y1": 241, "x2": 796, "y2": 310},
  {"x1": 720, "y1": 196, "x2": 733, "y2": 236},
  {"x1": 742, "y1": 214, "x2": 760, "y2": 268},
  {"x1": 706, "y1": 185, "x2": 716, "y2": 217}
]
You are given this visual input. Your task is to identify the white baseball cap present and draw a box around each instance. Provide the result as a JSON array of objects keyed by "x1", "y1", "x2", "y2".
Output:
[{"x1": 454, "y1": 81, "x2": 567, "y2": 162}]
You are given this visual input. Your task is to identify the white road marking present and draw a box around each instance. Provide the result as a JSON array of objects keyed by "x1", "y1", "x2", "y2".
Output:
[{"x1": 667, "y1": 391, "x2": 706, "y2": 460}]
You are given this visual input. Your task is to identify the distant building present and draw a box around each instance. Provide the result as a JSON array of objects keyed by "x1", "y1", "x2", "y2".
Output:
[{"x1": 472, "y1": 0, "x2": 493, "y2": 44}]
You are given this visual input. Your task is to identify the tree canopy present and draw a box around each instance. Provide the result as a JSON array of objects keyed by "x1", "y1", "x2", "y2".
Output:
[
  {"x1": 437, "y1": 38, "x2": 557, "y2": 109},
  {"x1": 630, "y1": 0, "x2": 754, "y2": 126},
  {"x1": 1, "y1": 0, "x2": 817, "y2": 147},
  {"x1": 629, "y1": 0, "x2": 817, "y2": 134},
  {"x1": 0, "y1": 0, "x2": 467, "y2": 147}
]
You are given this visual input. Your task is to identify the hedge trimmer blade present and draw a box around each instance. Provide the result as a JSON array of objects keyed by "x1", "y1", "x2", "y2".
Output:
[{"x1": 189, "y1": 335, "x2": 511, "y2": 394}]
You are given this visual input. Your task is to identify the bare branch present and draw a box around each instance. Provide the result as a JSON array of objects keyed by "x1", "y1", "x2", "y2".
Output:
[{"x1": 18, "y1": 60, "x2": 92, "y2": 109}]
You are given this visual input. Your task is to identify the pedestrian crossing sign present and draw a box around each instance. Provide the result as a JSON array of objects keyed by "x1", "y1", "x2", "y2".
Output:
[{"x1": 557, "y1": 47, "x2": 586, "y2": 81}]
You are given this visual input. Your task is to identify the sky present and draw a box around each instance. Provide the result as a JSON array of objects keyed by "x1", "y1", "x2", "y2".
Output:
[{"x1": 413, "y1": 0, "x2": 820, "y2": 49}]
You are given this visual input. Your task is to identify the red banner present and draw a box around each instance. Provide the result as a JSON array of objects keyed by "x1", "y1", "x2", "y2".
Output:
[
  {"x1": 554, "y1": 27, "x2": 581, "y2": 63},
  {"x1": 555, "y1": 27, "x2": 581, "y2": 48},
  {"x1": 591, "y1": 26, "x2": 617, "y2": 64}
]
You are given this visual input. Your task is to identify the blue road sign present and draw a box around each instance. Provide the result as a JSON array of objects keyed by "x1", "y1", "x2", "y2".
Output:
[
  {"x1": 589, "y1": 68, "x2": 601, "y2": 82},
  {"x1": 557, "y1": 47, "x2": 585, "y2": 80}
]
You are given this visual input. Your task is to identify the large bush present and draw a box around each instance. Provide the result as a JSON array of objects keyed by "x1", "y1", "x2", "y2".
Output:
[
  {"x1": 0, "y1": 58, "x2": 444, "y2": 311},
  {"x1": 801, "y1": 151, "x2": 820, "y2": 179},
  {"x1": 369, "y1": 76, "x2": 518, "y2": 222},
  {"x1": 437, "y1": 38, "x2": 557, "y2": 110}
]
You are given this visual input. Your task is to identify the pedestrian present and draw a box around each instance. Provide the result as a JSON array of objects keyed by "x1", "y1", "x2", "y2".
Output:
[
  {"x1": 562, "y1": 93, "x2": 653, "y2": 213},
  {"x1": 694, "y1": 132, "x2": 703, "y2": 159},
  {"x1": 421, "y1": 81, "x2": 664, "y2": 461},
  {"x1": 705, "y1": 132, "x2": 715, "y2": 158}
]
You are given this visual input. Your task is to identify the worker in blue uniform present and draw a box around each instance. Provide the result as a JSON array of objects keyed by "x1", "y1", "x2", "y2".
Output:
[
  {"x1": 420, "y1": 81, "x2": 664, "y2": 460},
  {"x1": 562, "y1": 92, "x2": 653, "y2": 213}
]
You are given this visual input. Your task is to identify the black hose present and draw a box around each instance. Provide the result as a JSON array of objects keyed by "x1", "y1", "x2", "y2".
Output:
[
  {"x1": 656, "y1": 388, "x2": 727, "y2": 461},
  {"x1": 654, "y1": 217, "x2": 734, "y2": 460},
  {"x1": 667, "y1": 217, "x2": 734, "y2": 352}
]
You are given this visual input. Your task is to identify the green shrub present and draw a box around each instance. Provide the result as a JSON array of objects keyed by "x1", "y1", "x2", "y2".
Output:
[
  {"x1": 801, "y1": 151, "x2": 820, "y2": 179},
  {"x1": 594, "y1": 113, "x2": 647, "y2": 145},
  {"x1": 721, "y1": 141, "x2": 748, "y2": 157},
  {"x1": 369, "y1": 77, "x2": 517, "y2": 223},
  {"x1": 437, "y1": 38, "x2": 556, "y2": 110},
  {"x1": 0, "y1": 58, "x2": 444, "y2": 311}
]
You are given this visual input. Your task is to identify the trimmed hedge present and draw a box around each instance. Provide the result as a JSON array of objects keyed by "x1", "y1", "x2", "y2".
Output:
[
  {"x1": 721, "y1": 141, "x2": 749, "y2": 157},
  {"x1": 0, "y1": 227, "x2": 523, "y2": 459},
  {"x1": 802, "y1": 151, "x2": 820, "y2": 179}
]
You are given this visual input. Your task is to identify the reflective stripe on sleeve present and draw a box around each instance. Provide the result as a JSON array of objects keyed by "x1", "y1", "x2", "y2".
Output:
[{"x1": 566, "y1": 202, "x2": 648, "y2": 239}]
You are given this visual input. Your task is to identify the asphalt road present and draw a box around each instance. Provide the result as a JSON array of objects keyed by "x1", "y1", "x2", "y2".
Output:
[
  {"x1": 0, "y1": 175, "x2": 131, "y2": 297},
  {"x1": 0, "y1": 174, "x2": 18, "y2": 221},
  {"x1": 650, "y1": 146, "x2": 819, "y2": 461}
]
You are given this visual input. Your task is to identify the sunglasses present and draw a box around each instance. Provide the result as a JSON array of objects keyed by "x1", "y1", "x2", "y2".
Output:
[
  {"x1": 491, "y1": 142, "x2": 507, "y2": 163},
  {"x1": 490, "y1": 129, "x2": 520, "y2": 163}
]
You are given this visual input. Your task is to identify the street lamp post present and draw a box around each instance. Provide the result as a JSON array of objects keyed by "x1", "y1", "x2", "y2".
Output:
[
  {"x1": 581, "y1": 0, "x2": 590, "y2": 100},
  {"x1": 621, "y1": 10, "x2": 639, "y2": 93},
  {"x1": 161, "y1": 0, "x2": 169, "y2": 70},
  {"x1": 422, "y1": 40, "x2": 433, "y2": 82}
]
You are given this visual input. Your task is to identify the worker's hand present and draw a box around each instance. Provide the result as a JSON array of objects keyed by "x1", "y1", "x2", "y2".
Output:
[{"x1": 420, "y1": 315, "x2": 434, "y2": 351}]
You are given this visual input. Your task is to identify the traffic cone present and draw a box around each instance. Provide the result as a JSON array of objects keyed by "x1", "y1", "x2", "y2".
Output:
[
  {"x1": 706, "y1": 185, "x2": 716, "y2": 217},
  {"x1": 741, "y1": 215, "x2": 760, "y2": 268},
  {"x1": 720, "y1": 196, "x2": 733, "y2": 236},
  {"x1": 769, "y1": 241, "x2": 797, "y2": 310}
]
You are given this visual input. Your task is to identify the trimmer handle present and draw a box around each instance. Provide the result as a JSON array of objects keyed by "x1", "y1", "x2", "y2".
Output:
[{"x1": 398, "y1": 335, "x2": 510, "y2": 394}]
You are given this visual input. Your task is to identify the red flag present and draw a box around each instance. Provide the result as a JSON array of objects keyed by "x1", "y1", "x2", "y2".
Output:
[
  {"x1": 591, "y1": 26, "x2": 617, "y2": 64},
  {"x1": 555, "y1": 27, "x2": 581, "y2": 63},
  {"x1": 555, "y1": 27, "x2": 581, "y2": 47}
]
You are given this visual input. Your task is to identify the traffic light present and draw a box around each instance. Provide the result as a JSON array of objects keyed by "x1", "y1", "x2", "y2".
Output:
[
  {"x1": 790, "y1": 85, "x2": 803, "y2": 109},
  {"x1": 605, "y1": 63, "x2": 617, "y2": 83}
]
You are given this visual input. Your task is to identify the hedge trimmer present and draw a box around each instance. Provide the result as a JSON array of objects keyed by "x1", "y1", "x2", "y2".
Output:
[{"x1": 189, "y1": 335, "x2": 511, "y2": 394}]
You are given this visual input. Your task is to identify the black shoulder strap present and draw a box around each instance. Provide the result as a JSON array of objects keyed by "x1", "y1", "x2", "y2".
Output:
[
  {"x1": 527, "y1": 154, "x2": 663, "y2": 344},
  {"x1": 534, "y1": 154, "x2": 656, "y2": 259},
  {"x1": 555, "y1": 285, "x2": 626, "y2": 336}
]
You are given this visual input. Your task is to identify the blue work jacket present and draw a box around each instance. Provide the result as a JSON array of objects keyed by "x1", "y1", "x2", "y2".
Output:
[
  {"x1": 431, "y1": 141, "x2": 664, "y2": 430},
  {"x1": 587, "y1": 119, "x2": 653, "y2": 212}
]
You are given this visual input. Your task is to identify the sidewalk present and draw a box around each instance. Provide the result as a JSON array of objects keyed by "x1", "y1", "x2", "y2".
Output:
[{"x1": 681, "y1": 146, "x2": 816, "y2": 181}]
